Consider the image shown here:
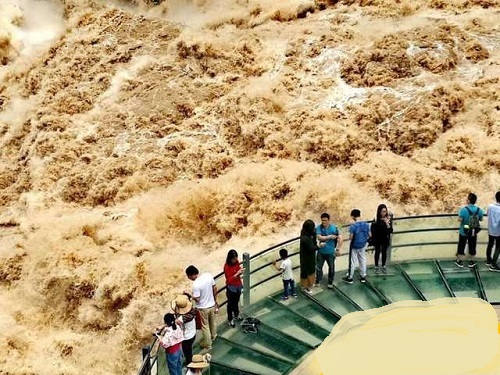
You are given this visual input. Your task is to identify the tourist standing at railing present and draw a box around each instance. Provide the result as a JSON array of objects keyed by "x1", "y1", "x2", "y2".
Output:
[
  {"x1": 154, "y1": 313, "x2": 184, "y2": 375},
  {"x1": 274, "y1": 248, "x2": 297, "y2": 300},
  {"x1": 300, "y1": 219, "x2": 318, "y2": 294},
  {"x1": 486, "y1": 191, "x2": 500, "y2": 271},
  {"x1": 342, "y1": 209, "x2": 371, "y2": 284},
  {"x1": 315, "y1": 213, "x2": 343, "y2": 289},
  {"x1": 224, "y1": 249, "x2": 244, "y2": 328},
  {"x1": 370, "y1": 204, "x2": 393, "y2": 274},
  {"x1": 171, "y1": 294, "x2": 197, "y2": 366},
  {"x1": 456, "y1": 193, "x2": 484, "y2": 268},
  {"x1": 184, "y1": 265, "x2": 218, "y2": 350}
]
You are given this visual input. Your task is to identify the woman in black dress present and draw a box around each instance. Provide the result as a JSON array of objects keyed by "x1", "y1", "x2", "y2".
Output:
[
  {"x1": 370, "y1": 204, "x2": 393, "y2": 274},
  {"x1": 300, "y1": 219, "x2": 317, "y2": 294}
]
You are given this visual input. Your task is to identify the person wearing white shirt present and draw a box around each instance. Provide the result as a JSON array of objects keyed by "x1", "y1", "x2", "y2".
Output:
[
  {"x1": 171, "y1": 294, "x2": 196, "y2": 366},
  {"x1": 273, "y1": 248, "x2": 297, "y2": 301},
  {"x1": 185, "y1": 265, "x2": 218, "y2": 350}
]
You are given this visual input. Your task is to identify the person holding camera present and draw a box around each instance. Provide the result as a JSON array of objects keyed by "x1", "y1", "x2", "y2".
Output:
[
  {"x1": 154, "y1": 313, "x2": 184, "y2": 375},
  {"x1": 370, "y1": 204, "x2": 393, "y2": 274}
]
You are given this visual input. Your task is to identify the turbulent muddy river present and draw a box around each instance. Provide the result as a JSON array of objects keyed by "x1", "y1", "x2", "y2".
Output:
[{"x1": 0, "y1": 0, "x2": 499, "y2": 373}]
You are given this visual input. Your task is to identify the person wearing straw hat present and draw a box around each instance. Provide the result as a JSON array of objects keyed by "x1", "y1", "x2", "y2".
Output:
[
  {"x1": 172, "y1": 294, "x2": 197, "y2": 366},
  {"x1": 185, "y1": 353, "x2": 210, "y2": 375}
]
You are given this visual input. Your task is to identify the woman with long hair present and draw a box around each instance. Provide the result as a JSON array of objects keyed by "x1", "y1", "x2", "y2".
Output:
[
  {"x1": 300, "y1": 219, "x2": 318, "y2": 294},
  {"x1": 223, "y1": 249, "x2": 244, "y2": 328},
  {"x1": 154, "y1": 313, "x2": 184, "y2": 375},
  {"x1": 370, "y1": 204, "x2": 393, "y2": 274}
]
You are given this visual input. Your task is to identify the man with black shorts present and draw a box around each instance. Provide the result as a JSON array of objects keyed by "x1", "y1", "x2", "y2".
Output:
[{"x1": 456, "y1": 193, "x2": 484, "y2": 268}]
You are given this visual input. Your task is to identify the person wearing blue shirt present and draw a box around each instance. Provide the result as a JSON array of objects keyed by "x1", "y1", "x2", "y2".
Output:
[
  {"x1": 315, "y1": 213, "x2": 343, "y2": 289},
  {"x1": 486, "y1": 191, "x2": 500, "y2": 271},
  {"x1": 456, "y1": 193, "x2": 484, "y2": 268},
  {"x1": 342, "y1": 209, "x2": 371, "y2": 284}
]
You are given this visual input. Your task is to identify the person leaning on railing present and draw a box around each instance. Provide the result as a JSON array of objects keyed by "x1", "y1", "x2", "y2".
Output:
[{"x1": 154, "y1": 313, "x2": 184, "y2": 375}]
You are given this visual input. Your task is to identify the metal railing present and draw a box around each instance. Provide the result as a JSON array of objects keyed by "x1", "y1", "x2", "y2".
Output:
[{"x1": 138, "y1": 213, "x2": 489, "y2": 374}]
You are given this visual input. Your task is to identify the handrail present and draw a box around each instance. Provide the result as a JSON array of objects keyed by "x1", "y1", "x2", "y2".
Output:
[
  {"x1": 212, "y1": 236, "x2": 301, "y2": 281},
  {"x1": 138, "y1": 339, "x2": 159, "y2": 375}
]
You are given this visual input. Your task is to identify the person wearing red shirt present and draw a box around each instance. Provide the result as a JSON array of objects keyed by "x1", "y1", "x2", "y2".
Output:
[{"x1": 223, "y1": 249, "x2": 244, "y2": 328}]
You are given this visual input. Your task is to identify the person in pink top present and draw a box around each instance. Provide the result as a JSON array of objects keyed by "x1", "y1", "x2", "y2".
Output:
[
  {"x1": 223, "y1": 249, "x2": 245, "y2": 328},
  {"x1": 154, "y1": 313, "x2": 184, "y2": 375}
]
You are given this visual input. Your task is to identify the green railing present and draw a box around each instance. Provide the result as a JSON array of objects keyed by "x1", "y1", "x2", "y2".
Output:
[{"x1": 139, "y1": 213, "x2": 490, "y2": 375}]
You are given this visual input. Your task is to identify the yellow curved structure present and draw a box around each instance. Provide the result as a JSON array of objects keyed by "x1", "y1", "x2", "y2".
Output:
[{"x1": 300, "y1": 298, "x2": 500, "y2": 375}]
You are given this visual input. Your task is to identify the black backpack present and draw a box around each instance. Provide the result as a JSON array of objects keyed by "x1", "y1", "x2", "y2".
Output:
[
  {"x1": 241, "y1": 317, "x2": 260, "y2": 333},
  {"x1": 465, "y1": 206, "x2": 481, "y2": 236}
]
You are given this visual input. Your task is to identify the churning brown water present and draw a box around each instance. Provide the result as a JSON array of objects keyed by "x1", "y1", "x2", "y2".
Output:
[{"x1": 0, "y1": 0, "x2": 499, "y2": 373}]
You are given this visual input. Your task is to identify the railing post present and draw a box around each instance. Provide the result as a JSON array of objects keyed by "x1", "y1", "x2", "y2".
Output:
[
  {"x1": 141, "y1": 346, "x2": 151, "y2": 375},
  {"x1": 243, "y1": 252, "x2": 250, "y2": 308}
]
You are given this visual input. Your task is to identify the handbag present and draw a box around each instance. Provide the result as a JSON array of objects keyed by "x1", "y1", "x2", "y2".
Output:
[{"x1": 195, "y1": 309, "x2": 202, "y2": 330}]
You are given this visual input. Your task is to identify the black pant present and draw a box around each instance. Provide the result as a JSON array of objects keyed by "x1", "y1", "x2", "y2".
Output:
[
  {"x1": 486, "y1": 235, "x2": 500, "y2": 265},
  {"x1": 457, "y1": 233, "x2": 477, "y2": 256},
  {"x1": 374, "y1": 242, "x2": 389, "y2": 267},
  {"x1": 226, "y1": 288, "x2": 241, "y2": 321},
  {"x1": 182, "y1": 335, "x2": 196, "y2": 365}
]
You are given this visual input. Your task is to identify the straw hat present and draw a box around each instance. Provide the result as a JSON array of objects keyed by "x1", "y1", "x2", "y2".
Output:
[
  {"x1": 188, "y1": 354, "x2": 209, "y2": 369},
  {"x1": 171, "y1": 294, "x2": 193, "y2": 315}
]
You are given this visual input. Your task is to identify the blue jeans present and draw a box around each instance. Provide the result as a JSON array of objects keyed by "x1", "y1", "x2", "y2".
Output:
[
  {"x1": 316, "y1": 252, "x2": 335, "y2": 284},
  {"x1": 166, "y1": 347, "x2": 183, "y2": 375},
  {"x1": 282, "y1": 279, "x2": 295, "y2": 297}
]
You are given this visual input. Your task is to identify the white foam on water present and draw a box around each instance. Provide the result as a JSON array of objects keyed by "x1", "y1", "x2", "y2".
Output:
[{"x1": 1, "y1": 0, "x2": 64, "y2": 56}]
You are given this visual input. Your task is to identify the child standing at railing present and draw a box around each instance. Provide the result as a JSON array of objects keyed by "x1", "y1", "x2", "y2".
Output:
[{"x1": 274, "y1": 248, "x2": 297, "y2": 300}]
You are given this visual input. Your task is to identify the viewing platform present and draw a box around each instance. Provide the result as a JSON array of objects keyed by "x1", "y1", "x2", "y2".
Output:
[{"x1": 138, "y1": 214, "x2": 495, "y2": 375}]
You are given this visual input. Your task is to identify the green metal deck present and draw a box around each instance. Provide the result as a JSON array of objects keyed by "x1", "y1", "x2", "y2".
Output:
[{"x1": 201, "y1": 259, "x2": 496, "y2": 375}]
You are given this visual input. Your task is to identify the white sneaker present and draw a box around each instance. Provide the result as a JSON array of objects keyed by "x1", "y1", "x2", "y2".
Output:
[{"x1": 327, "y1": 283, "x2": 333, "y2": 289}]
